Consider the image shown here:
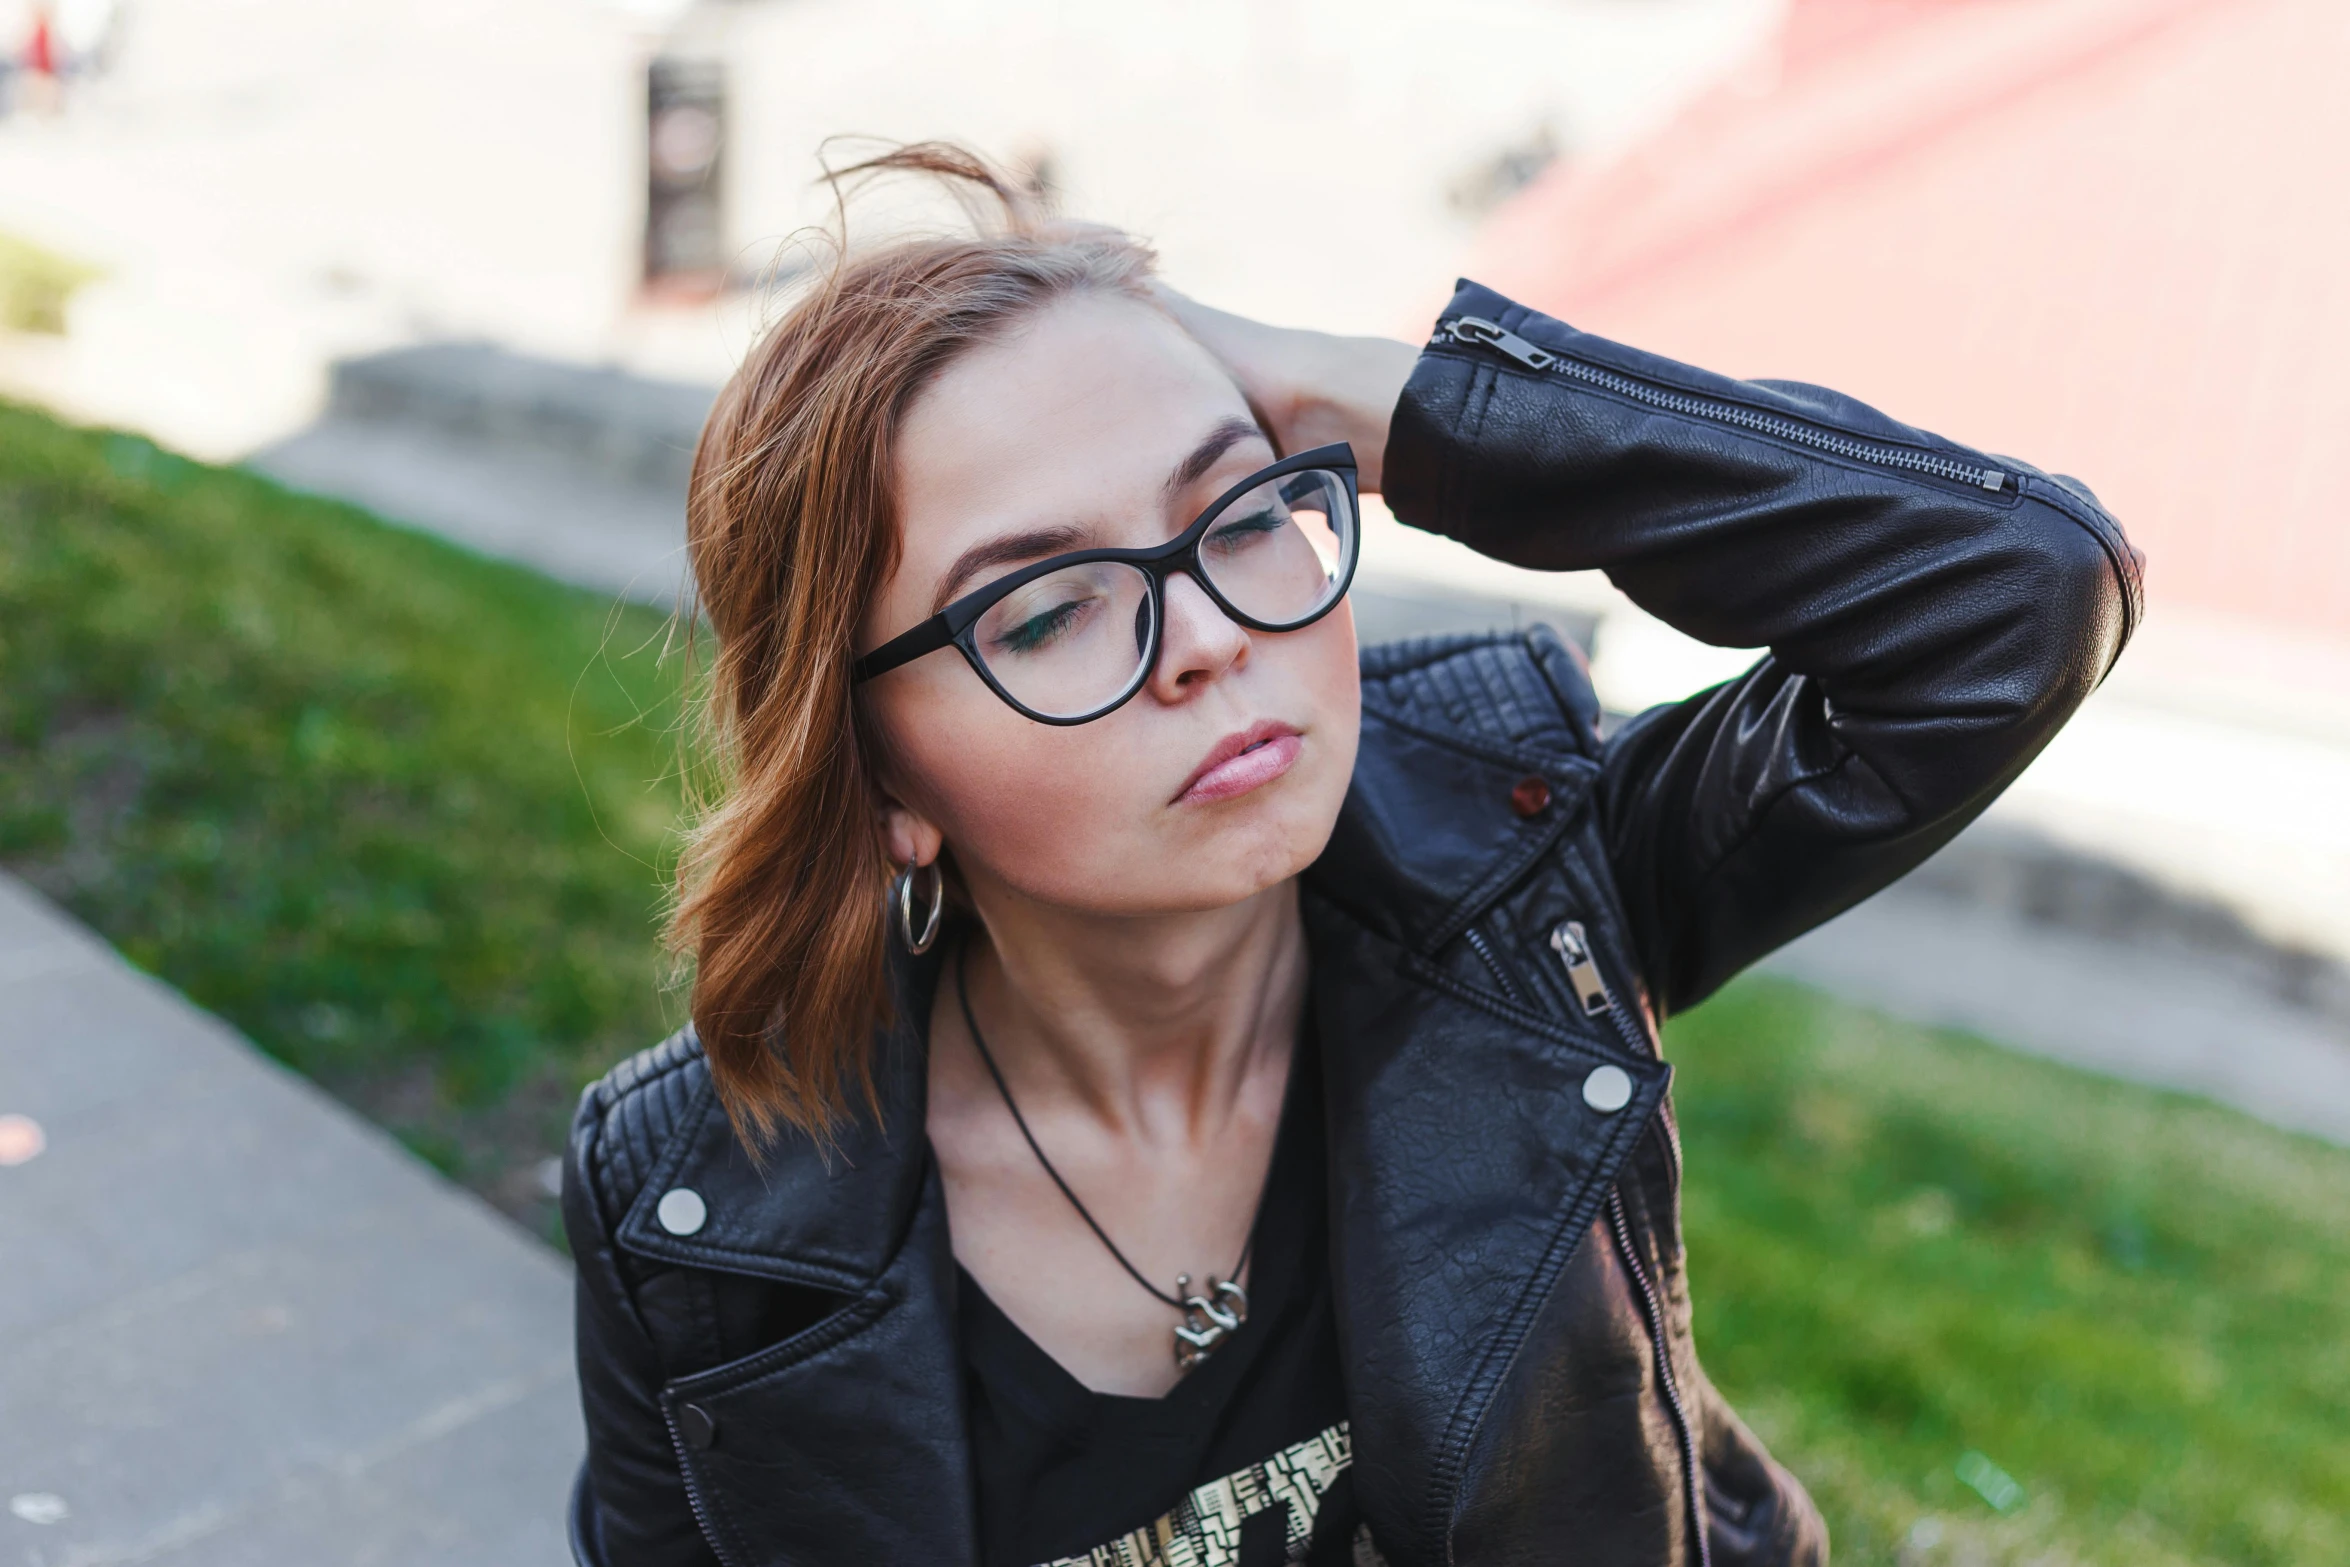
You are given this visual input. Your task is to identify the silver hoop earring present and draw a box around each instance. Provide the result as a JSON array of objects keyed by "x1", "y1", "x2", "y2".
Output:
[{"x1": 892, "y1": 861, "x2": 945, "y2": 955}]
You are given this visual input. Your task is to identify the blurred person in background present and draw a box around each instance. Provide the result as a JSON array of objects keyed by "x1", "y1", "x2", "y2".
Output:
[
  {"x1": 0, "y1": 0, "x2": 47, "y2": 116},
  {"x1": 563, "y1": 144, "x2": 2138, "y2": 1566},
  {"x1": 0, "y1": 0, "x2": 120, "y2": 115}
]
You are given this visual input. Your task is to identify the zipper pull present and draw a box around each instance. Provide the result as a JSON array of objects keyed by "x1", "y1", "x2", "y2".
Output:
[
  {"x1": 1437, "y1": 315, "x2": 1559, "y2": 372},
  {"x1": 1548, "y1": 921, "x2": 1614, "y2": 1016}
]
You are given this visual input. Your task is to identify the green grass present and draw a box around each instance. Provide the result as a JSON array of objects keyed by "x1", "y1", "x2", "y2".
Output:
[
  {"x1": 4, "y1": 404, "x2": 2345, "y2": 1562},
  {"x1": 1670, "y1": 980, "x2": 2350, "y2": 1565},
  {"x1": 0, "y1": 402, "x2": 687, "y2": 1232}
]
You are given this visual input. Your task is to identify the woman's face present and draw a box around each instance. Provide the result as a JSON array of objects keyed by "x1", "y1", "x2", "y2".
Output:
[{"x1": 860, "y1": 290, "x2": 1361, "y2": 919}]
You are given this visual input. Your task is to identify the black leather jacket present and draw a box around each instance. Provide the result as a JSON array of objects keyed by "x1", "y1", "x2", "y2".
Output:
[{"x1": 563, "y1": 281, "x2": 2140, "y2": 1566}]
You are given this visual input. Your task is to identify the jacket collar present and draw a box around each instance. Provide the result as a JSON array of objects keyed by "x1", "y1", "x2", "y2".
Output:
[
  {"x1": 1305, "y1": 700, "x2": 1595, "y2": 956},
  {"x1": 612, "y1": 940, "x2": 948, "y2": 1290}
]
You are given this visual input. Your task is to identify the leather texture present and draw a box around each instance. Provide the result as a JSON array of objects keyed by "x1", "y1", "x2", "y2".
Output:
[{"x1": 564, "y1": 280, "x2": 2138, "y2": 1566}]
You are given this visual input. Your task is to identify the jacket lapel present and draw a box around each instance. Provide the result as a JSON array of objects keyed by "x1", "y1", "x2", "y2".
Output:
[
  {"x1": 658, "y1": 1166, "x2": 976, "y2": 1566},
  {"x1": 614, "y1": 944, "x2": 982, "y2": 1567},
  {"x1": 1306, "y1": 902, "x2": 1668, "y2": 1564},
  {"x1": 1309, "y1": 703, "x2": 1596, "y2": 952},
  {"x1": 1306, "y1": 657, "x2": 1669, "y2": 1565}
]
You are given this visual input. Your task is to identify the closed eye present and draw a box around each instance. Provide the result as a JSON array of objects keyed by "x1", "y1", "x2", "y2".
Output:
[
  {"x1": 991, "y1": 594, "x2": 1094, "y2": 655},
  {"x1": 1204, "y1": 507, "x2": 1287, "y2": 555}
]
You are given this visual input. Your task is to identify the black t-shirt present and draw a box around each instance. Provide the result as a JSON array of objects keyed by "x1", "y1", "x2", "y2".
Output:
[{"x1": 958, "y1": 1032, "x2": 1362, "y2": 1567}]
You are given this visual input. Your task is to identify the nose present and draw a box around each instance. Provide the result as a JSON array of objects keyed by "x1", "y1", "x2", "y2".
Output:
[{"x1": 1147, "y1": 570, "x2": 1249, "y2": 704}]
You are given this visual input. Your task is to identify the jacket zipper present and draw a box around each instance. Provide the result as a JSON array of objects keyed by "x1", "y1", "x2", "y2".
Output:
[
  {"x1": 1463, "y1": 925, "x2": 1524, "y2": 1004},
  {"x1": 1551, "y1": 920, "x2": 1713, "y2": 1567},
  {"x1": 1547, "y1": 920, "x2": 1615, "y2": 1018},
  {"x1": 1434, "y1": 315, "x2": 2011, "y2": 495},
  {"x1": 661, "y1": 1403, "x2": 744, "y2": 1567},
  {"x1": 1608, "y1": 1189, "x2": 1713, "y2": 1567}
]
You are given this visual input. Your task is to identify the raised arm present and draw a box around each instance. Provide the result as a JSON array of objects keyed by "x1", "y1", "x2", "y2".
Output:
[{"x1": 1380, "y1": 281, "x2": 2141, "y2": 1015}]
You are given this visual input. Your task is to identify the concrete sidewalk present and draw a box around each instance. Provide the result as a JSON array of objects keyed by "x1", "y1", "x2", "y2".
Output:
[{"x1": 0, "y1": 874, "x2": 577, "y2": 1566}]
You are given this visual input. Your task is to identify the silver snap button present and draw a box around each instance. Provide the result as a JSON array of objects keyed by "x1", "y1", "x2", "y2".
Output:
[
  {"x1": 1582, "y1": 1064, "x2": 1633, "y2": 1114},
  {"x1": 656, "y1": 1187, "x2": 708, "y2": 1236}
]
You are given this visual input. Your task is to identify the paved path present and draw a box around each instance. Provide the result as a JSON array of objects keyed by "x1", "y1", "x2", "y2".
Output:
[
  {"x1": 1765, "y1": 887, "x2": 2350, "y2": 1145},
  {"x1": 0, "y1": 874, "x2": 577, "y2": 1566},
  {"x1": 256, "y1": 414, "x2": 700, "y2": 612}
]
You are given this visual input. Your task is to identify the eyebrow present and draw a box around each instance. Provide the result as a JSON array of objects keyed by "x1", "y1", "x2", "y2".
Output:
[
  {"x1": 932, "y1": 523, "x2": 1091, "y2": 615},
  {"x1": 1162, "y1": 417, "x2": 1267, "y2": 504},
  {"x1": 929, "y1": 417, "x2": 1273, "y2": 613}
]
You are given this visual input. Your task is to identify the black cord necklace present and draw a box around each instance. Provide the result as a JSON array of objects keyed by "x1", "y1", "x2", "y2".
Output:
[{"x1": 954, "y1": 940, "x2": 1253, "y2": 1373}]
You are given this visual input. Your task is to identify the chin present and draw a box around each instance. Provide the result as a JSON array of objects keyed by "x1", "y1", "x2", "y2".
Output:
[{"x1": 1162, "y1": 798, "x2": 1338, "y2": 910}]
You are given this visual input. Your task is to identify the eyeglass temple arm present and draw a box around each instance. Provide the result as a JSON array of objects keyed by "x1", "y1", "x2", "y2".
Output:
[{"x1": 852, "y1": 614, "x2": 957, "y2": 684}]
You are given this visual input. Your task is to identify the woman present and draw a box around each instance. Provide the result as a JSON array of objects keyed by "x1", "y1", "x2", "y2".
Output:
[{"x1": 565, "y1": 147, "x2": 2139, "y2": 1567}]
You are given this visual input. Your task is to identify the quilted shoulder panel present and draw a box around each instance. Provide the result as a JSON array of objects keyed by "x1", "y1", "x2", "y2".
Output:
[
  {"x1": 574, "y1": 1028, "x2": 709, "y2": 1229},
  {"x1": 1358, "y1": 627, "x2": 1601, "y2": 757}
]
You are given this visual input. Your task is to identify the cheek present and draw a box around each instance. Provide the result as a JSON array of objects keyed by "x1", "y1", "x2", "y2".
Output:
[
  {"x1": 882, "y1": 674, "x2": 1153, "y2": 894},
  {"x1": 1300, "y1": 603, "x2": 1364, "y2": 738},
  {"x1": 1277, "y1": 612, "x2": 1364, "y2": 842},
  {"x1": 955, "y1": 738, "x2": 1140, "y2": 880}
]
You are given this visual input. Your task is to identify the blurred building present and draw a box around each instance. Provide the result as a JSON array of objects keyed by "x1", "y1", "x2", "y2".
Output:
[{"x1": 1466, "y1": 0, "x2": 2348, "y2": 644}]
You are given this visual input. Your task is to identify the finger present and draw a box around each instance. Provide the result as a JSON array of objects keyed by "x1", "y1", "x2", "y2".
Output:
[{"x1": 1146, "y1": 279, "x2": 1240, "y2": 347}]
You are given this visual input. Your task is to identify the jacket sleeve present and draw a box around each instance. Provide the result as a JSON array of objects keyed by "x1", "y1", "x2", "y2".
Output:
[
  {"x1": 563, "y1": 1095, "x2": 722, "y2": 1567},
  {"x1": 1382, "y1": 280, "x2": 2141, "y2": 1017}
]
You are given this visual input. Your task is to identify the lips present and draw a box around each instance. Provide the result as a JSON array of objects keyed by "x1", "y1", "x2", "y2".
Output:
[{"x1": 1174, "y1": 719, "x2": 1304, "y2": 805}]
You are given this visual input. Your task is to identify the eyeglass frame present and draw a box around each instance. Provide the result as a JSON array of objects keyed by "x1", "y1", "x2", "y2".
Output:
[{"x1": 850, "y1": 442, "x2": 1360, "y2": 726}]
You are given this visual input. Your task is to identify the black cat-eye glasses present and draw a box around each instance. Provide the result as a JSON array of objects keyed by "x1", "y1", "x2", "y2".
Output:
[{"x1": 852, "y1": 444, "x2": 1359, "y2": 725}]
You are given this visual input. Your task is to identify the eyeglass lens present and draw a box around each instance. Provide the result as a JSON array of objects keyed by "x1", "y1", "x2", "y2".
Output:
[
  {"x1": 972, "y1": 561, "x2": 1158, "y2": 720},
  {"x1": 967, "y1": 467, "x2": 1354, "y2": 721}
]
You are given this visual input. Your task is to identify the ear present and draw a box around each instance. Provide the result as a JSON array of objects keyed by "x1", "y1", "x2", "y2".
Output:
[{"x1": 878, "y1": 790, "x2": 945, "y2": 871}]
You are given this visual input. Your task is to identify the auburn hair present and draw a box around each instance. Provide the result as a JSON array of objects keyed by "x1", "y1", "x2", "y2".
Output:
[{"x1": 670, "y1": 144, "x2": 1159, "y2": 1142}]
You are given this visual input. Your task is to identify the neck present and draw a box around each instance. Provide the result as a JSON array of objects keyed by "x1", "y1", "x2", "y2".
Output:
[{"x1": 955, "y1": 876, "x2": 1307, "y2": 1145}]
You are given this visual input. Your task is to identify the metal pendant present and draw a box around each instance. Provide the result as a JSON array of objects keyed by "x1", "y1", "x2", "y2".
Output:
[{"x1": 1172, "y1": 1274, "x2": 1250, "y2": 1372}]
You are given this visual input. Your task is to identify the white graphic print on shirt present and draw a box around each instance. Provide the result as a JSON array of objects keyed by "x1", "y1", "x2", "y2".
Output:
[{"x1": 1038, "y1": 1421, "x2": 1383, "y2": 1567}]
